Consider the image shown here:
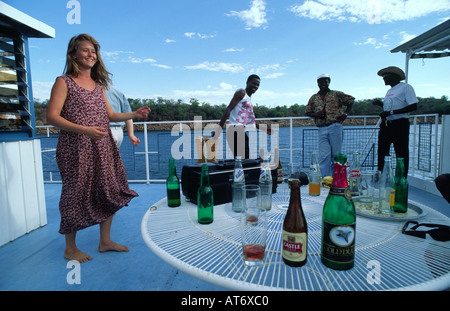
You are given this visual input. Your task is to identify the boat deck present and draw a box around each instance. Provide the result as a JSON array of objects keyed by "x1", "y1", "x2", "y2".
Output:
[{"x1": 0, "y1": 182, "x2": 448, "y2": 291}]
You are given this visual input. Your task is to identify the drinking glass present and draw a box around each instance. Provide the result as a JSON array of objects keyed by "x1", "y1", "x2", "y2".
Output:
[
  {"x1": 359, "y1": 171, "x2": 375, "y2": 208},
  {"x1": 243, "y1": 185, "x2": 261, "y2": 213},
  {"x1": 241, "y1": 207, "x2": 267, "y2": 266}
]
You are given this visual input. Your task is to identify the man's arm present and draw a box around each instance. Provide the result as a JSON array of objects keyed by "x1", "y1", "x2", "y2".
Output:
[
  {"x1": 218, "y1": 89, "x2": 245, "y2": 129},
  {"x1": 379, "y1": 103, "x2": 418, "y2": 119}
]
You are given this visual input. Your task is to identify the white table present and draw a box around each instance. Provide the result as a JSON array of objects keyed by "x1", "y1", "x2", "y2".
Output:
[{"x1": 141, "y1": 184, "x2": 450, "y2": 290}]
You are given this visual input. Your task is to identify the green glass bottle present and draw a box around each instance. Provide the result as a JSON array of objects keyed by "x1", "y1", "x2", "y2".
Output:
[
  {"x1": 393, "y1": 157, "x2": 408, "y2": 213},
  {"x1": 321, "y1": 154, "x2": 356, "y2": 270},
  {"x1": 197, "y1": 164, "x2": 214, "y2": 224},
  {"x1": 166, "y1": 158, "x2": 181, "y2": 207}
]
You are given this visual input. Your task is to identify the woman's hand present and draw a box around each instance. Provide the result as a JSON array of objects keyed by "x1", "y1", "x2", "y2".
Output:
[{"x1": 84, "y1": 126, "x2": 108, "y2": 140}]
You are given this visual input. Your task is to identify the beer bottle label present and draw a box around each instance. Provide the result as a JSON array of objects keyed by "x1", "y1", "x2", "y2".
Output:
[
  {"x1": 322, "y1": 222, "x2": 355, "y2": 264},
  {"x1": 282, "y1": 230, "x2": 307, "y2": 262}
]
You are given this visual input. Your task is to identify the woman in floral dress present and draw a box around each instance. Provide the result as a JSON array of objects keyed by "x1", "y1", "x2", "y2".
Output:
[{"x1": 47, "y1": 34, "x2": 150, "y2": 263}]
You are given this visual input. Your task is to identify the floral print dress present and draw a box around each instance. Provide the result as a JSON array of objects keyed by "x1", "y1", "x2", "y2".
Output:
[{"x1": 56, "y1": 75, "x2": 138, "y2": 234}]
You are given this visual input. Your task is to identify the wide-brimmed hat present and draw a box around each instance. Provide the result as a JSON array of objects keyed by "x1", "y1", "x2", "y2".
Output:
[{"x1": 377, "y1": 66, "x2": 406, "y2": 80}]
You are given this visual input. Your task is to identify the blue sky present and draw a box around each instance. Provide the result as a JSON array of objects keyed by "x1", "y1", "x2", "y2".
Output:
[{"x1": 5, "y1": 0, "x2": 450, "y2": 108}]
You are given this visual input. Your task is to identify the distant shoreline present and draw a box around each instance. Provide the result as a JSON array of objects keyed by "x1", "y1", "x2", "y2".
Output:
[{"x1": 36, "y1": 117, "x2": 384, "y2": 135}]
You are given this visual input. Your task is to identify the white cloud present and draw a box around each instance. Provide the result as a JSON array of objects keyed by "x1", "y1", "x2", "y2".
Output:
[
  {"x1": 103, "y1": 50, "x2": 157, "y2": 64},
  {"x1": 223, "y1": 47, "x2": 245, "y2": 53},
  {"x1": 185, "y1": 61, "x2": 286, "y2": 80},
  {"x1": 251, "y1": 63, "x2": 285, "y2": 79},
  {"x1": 354, "y1": 37, "x2": 389, "y2": 48},
  {"x1": 289, "y1": 0, "x2": 450, "y2": 24},
  {"x1": 152, "y1": 63, "x2": 172, "y2": 69},
  {"x1": 128, "y1": 56, "x2": 157, "y2": 64},
  {"x1": 165, "y1": 39, "x2": 176, "y2": 43},
  {"x1": 264, "y1": 72, "x2": 285, "y2": 79},
  {"x1": 219, "y1": 82, "x2": 233, "y2": 90},
  {"x1": 184, "y1": 32, "x2": 215, "y2": 39},
  {"x1": 227, "y1": 0, "x2": 268, "y2": 30},
  {"x1": 102, "y1": 50, "x2": 171, "y2": 68},
  {"x1": 185, "y1": 61, "x2": 245, "y2": 73},
  {"x1": 399, "y1": 31, "x2": 417, "y2": 44},
  {"x1": 102, "y1": 50, "x2": 134, "y2": 62}
]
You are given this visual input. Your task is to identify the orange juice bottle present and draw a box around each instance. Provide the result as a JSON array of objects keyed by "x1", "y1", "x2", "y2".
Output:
[{"x1": 309, "y1": 151, "x2": 321, "y2": 196}]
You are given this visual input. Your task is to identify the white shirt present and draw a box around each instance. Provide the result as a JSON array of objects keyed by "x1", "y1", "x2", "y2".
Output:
[
  {"x1": 383, "y1": 82, "x2": 418, "y2": 121},
  {"x1": 228, "y1": 89, "x2": 256, "y2": 128}
]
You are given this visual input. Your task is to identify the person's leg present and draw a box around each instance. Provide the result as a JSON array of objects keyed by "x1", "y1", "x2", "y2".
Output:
[
  {"x1": 244, "y1": 132, "x2": 250, "y2": 159},
  {"x1": 98, "y1": 215, "x2": 129, "y2": 253},
  {"x1": 64, "y1": 231, "x2": 92, "y2": 263},
  {"x1": 329, "y1": 123, "x2": 344, "y2": 175},
  {"x1": 392, "y1": 119, "x2": 410, "y2": 176},
  {"x1": 377, "y1": 122, "x2": 391, "y2": 171},
  {"x1": 226, "y1": 125, "x2": 246, "y2": 159},
  {"x1": 318, "y1": 127, "x2": 331, "y2": 177}
]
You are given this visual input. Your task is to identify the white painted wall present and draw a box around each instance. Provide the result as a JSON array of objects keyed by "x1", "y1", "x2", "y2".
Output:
[{"x1": 0, "y1": 139, "x2": 47, "y2": 246}]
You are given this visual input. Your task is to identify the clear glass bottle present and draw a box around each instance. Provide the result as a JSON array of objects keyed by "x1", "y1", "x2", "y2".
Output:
[
  {"x1": 259, "y1": 158, "x2": 273, "y2": 210},
  {"x1": 379, "y1": 156, "x2": 395, "y2": 215},
  {"x1": 321, "y1": 154, "x2": 356, "y2": 270},
  {"x1": 197, "y1": 164, "x2": 213, "y2": 224},
  {"x1": 349, "y1": 151, "x2": 361, "y2": 196},
  {"x1": 232, "y1": 156, "x2": 245, "y2": 212},
  {"x1": 166, "y1": 158, "x2": 181, "y2": 207}
]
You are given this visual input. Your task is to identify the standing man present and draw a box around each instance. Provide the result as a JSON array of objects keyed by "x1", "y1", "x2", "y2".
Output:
[
  {"x1": 306, "y1": 74, "x2": 354, "y2": 177},
  {"x1": 373, "y1": 66, "x2": 418, "y2": 176},
  {"x1": 217, "y1": 74, "x2": 271, "y2": 159},
  {"x1": 105, "y1": 87, "x2": 140, "y2": 147}
]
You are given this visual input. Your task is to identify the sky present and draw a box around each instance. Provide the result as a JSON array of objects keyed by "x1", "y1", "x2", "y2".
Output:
[{"x1": 4, "y1": 0, "x2": 450, "y2": 109}]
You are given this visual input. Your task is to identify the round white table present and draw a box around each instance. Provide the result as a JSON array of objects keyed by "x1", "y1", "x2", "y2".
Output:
[{"x1": 141, "y1": 184, "x2": 450, "y2": 290}]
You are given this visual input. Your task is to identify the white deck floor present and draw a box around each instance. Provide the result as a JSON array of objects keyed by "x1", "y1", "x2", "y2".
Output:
[{"x1": 0, "y1": 182, "x2": 448, "y2": 291}]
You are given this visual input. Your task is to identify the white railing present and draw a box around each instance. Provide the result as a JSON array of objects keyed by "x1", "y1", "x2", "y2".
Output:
[{"x1": 37, "y1": 114, "x2": 441, "y2": 184}]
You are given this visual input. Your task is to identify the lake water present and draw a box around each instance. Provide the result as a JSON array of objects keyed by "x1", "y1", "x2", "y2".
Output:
[{"x1": 39, "y1": 125, "x2": 383, "y2": 182}]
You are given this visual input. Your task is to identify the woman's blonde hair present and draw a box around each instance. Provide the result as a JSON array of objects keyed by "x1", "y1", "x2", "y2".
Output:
[{"x1": 63, "y1": 33, "x2": 112, "y2": 89}]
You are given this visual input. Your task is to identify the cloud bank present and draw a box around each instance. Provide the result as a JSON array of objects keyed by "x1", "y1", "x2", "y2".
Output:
[{"x1": 289, "y1": 0, "x2": 450, "y2": 24}]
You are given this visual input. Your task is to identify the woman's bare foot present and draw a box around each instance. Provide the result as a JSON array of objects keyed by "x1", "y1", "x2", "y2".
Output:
[
  {"x1": 64, "y1": 248, "x2": 92, "y2": 263},
  {"x1": 98, "y1": 241, "x2": 129, "y2": 253}
]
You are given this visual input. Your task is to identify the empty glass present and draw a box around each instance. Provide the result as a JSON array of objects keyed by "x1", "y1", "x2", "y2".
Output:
[{"x1": 359, "y1": 171, "x2": 375, "y2": 208}]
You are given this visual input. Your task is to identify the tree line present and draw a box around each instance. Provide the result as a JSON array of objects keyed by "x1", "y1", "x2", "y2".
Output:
[{"x1": 34, "y1": 95, "x2": 450, "y2": 123}]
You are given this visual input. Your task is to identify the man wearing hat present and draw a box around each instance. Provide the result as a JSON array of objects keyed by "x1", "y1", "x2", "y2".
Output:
[
  {"x1": 306, "y1": 74, "x2": 354, "y2": 177},
  {"x1": 373, "y1": 66, "x2": 418, "y2": 175}
]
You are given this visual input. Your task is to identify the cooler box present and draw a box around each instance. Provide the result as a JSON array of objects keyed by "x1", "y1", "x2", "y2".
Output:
[{"x1": 181, "y1": 159, "x2": 278, "y2": 205}]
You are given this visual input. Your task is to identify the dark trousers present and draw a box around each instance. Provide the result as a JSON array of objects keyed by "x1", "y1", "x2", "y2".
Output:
[
  {"x1": 233, "y1": 131, "x2": 250, "y2": 159},
  {"x1": 377, "y1": 118, "x2": 410, "y2": 175}
]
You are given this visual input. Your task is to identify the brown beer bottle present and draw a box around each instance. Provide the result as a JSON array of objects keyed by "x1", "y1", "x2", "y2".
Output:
[{"x1": 282, "y1": 179, "x2": 308, "y2": 267}]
